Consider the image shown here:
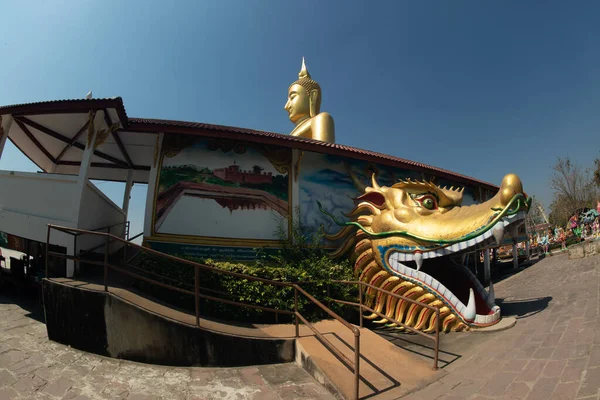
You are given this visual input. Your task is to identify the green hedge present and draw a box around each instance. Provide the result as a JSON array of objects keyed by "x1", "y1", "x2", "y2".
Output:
[{"x1": 130, "y1": 225, "x2": 357, "y2": 324}]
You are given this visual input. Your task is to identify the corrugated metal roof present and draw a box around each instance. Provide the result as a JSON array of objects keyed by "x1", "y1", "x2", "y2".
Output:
[
  {"x1": 0, "y1": 98, "x2": 129, "y2": 125},
  {"x1": 128, "y1": 117, "x2": 498, "y2": 190},
  {"x1": 0, "y1": 98, "x2": 498, "y2": 190}
]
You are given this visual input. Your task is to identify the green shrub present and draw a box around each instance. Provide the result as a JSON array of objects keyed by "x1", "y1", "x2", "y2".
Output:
[{"x1": 130, "y1": 215, "x2": 357, "y2": 324}]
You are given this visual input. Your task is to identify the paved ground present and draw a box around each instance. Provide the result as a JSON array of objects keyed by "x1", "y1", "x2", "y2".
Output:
[
  {"x1": 1, "y1": 251, "x2": 599, "y2": 399},
  {"x1": 0, "y1": 287, "x2": 333, "y2": 400},
  {"x1": 398, "y1": 252, "x2": 600, "y2": 400}
]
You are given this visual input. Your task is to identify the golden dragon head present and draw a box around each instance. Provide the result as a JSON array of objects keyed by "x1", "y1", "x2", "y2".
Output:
[{"x1": 320, "y1": 173, "x2": 530, "y2": 332}]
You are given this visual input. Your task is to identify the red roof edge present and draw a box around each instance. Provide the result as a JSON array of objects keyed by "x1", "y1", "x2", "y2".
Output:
[
  {"x1": 127, "y1": 117, "x2": 499, "y2": 191},
  {"x1": 0, "y1": 98, "x2": 129, "y2": 128},
  {"x1": 0, "y1": 98, "x2": 498, "y2": 191}
]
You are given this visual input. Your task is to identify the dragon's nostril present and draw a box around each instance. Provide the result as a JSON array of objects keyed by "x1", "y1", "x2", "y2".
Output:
[{"x1": 356, "y1": 191, "x2": 386, "y2": 208}]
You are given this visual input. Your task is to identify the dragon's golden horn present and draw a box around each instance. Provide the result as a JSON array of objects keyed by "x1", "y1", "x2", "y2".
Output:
[
  {"x1": 355, "y1": 229, "x2": 367, "y2": 241},
  {"x1": 414, "y1": 300, "x2": 442, "y2": 331},
  {"x1": 346, "y1": 163, "x2": 367, "y2": 193},
  {"x1": 404, "y1": 294, "x2": 435, "y2": 327},
  {"x1": 355, "y1": 249, "x2": 374, "y2": 274},
  {"x1": 394, "y1": 286, "x2": 424, "y2": 323},
  {"x1": 354, "y1": 238, "x2": 372, "y2": 256},
  {"x1": 384, "y1": 281, "x2": 414, "y2": 319},
  {"x1": 423, "y1": 306, "x2": 450, "y2": 333},
  {"x1": 345, "y1": 202, "x2": 381, "y2": 218},
  {"x1": 363, "y1": 271, "x2": 386, "y2": 320},
  {"x1": 372, "y1": 318, "x2": 389, "y2": 324},
  {"x1": 366, "y1": 270, "x2": 390, "y2": 303},
  {"x1": 329, "y1": 235, "x2": 357, "y2": 259},
  {"x1": 372, "y1": 276, "x2": 400, "y2": 315},
  {"x1": 453, "y1": 322, "x2": 468, "y2": 332},
  {"x1": 442, "y1": 314, "x2": 457, "y2": 333},
  {"x1": 325, "y1": 225, "x2": 355, "y2": 241},
  {"x1": 357, "y1": 260, "x2": 380, "y2": 284},
  {"x1": 371, "y1": 173, "x2": 380, "y2": 190},
  {"x1": 357, "y1": 215, "x2": 373, "y2": 227}
]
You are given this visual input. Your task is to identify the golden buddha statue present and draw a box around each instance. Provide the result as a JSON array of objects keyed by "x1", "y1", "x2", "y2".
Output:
[{"x1": 285, "y1": 58, "x2": 335, "y2": 143}]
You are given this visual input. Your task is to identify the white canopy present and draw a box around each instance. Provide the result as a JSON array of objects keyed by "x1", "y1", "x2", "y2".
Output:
[{"x1": 0, "y1": 98, "x2": 156, "y2": 183}]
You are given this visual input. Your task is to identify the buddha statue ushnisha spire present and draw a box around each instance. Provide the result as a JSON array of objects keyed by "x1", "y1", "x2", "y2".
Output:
[{"x1": 284, "y1": 58, "x2": 335, "y2": 143}]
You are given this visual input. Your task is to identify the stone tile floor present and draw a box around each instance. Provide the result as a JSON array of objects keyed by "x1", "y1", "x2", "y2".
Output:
[
  {"x1": 0, "y1": 287, "x2": 333, "y2": 399},
  {"x1": 1, "y1": 251, "x2": 599, "y2": 399},
  {"x1": 401, "y1": 252, "x2": 600, "y2": 400}
]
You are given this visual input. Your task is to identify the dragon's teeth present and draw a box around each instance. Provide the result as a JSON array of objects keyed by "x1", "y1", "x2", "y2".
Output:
[
  {"x1": 493, "y1": 224, "x2": 504, "y2": 246},
  {"x1": 464, "y1": 288, "x2": 477, "y2": 321},
  {"x1": 414, "y1": 252, "x2": 423, "y2": 271},
  {"x1": 424, "y1": 274, "x2": 432, "y2": 285}
]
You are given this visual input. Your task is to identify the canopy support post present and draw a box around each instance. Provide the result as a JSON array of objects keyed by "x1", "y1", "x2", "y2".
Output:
[
  {"x1": 123, "y1": 169, "x2": 134, "y2": 217},
  {"x1": 0, "y1": 115, "x2": 14, "y2": 161}
]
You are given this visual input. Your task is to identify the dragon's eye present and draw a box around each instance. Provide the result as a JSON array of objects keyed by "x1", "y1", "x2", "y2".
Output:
[
  {"x1": 422, "y1": 197, "x2": 435, "y2": 209},
  {"x1": 414, "y1": 194, "x2": 438, "y2": 210}
]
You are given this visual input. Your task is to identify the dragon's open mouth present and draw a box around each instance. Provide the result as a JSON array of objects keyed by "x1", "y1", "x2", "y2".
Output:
[{"x1": 322, "y1": 173, "x2": 530, "y2": 332}]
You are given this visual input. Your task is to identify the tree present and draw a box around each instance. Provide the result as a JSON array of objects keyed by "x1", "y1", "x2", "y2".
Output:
[
  {"x1": 594, "y1": 158, "x2": 600, "y2": 187},
  {"x1": 252, "y1": 165, "x2": 264, "y2": 174},
  {"x1": 548, "y1": 157, "x2": 599, "y2": 227}
]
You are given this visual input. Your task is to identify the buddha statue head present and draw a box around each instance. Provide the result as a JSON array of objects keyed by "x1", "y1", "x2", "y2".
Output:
[
  {"x1": 284, "y1": 58, "x2": 335, "y2": 143},
  {"x1": 285, "y1": 58, "x2": 322, "y2": 124}
]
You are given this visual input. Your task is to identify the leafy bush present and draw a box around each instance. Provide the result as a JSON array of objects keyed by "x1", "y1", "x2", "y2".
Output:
[{"x1": 130, "y1": 215, "x2": 357, "y2": 323}]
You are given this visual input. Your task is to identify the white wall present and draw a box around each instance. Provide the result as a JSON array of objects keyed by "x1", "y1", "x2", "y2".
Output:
[
  {"x1": 0, "y1": 171, "x2": 78, "y2": 275},
  {"x1": 143, "y1": 133, "x2": 163, "y2": 240},
  {"x1": 0, "y1": 171, "x2": 128, "y2": 275},
  {"x1": 77, "y1": 181, "x2": 126, "y2": 254},
  {"x1": 0, "y1": 171, "x2": 79, "y2": 242}
]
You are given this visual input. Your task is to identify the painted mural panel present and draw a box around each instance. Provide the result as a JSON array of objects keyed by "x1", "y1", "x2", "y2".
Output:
[
  {"x1": 154, "y1": 137, "x2": 291, "y2": 241},
  {"x1": 298, "y1": 152, "x2": 480, "y2": 237}
]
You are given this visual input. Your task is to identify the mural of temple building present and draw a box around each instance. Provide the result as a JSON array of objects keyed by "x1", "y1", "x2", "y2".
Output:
[
  {"x1": 0, "y1": 96, "x2": 511, "y2": 265},
  {"x1": 213, "y1": 163, "x2": 273, "y2": 184}
]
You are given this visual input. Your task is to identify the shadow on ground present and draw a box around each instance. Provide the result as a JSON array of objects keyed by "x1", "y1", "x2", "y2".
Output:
[
  {"x1": 0, "y1": 281, "x2": 45, "y2": 323},
  {"x1": 495, "y1": 296, "x2": 552, "y2": 319},
  {"x1": 372, "y1": 326, "x2": 463, "y2": 369}
]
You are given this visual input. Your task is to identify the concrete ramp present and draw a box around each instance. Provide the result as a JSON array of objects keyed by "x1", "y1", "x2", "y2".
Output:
[{"x1": 296, "y1": 320, "x2": 445, "y2": 399}]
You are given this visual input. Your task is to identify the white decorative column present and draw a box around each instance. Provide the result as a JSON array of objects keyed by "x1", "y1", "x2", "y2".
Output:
[
  {"x1": 0, "y1": 115, "x2": 14, "y2": 161},
  {"x1": 143, "y1": 132, "x2": 164, "y2": 238},
  {"x1": 512, "y1": 242, "x2": 519, "y2": 270},
  {"x1": 70, "y1": 112, "x2": 99, "y2": 277},
  {"x1": 123, "y1": 169, "x2": 134, "y2": 217}
]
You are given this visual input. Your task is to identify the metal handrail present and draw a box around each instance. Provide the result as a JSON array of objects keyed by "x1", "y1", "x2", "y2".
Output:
[
  {"x1": 332, "y1": 279, "x2": 440, "y2": 370},
  {"x1": 45, "y1": 224, "x2": 362, "y2": 400},
  {"x1": 87, "y1": 221, "x2": 129, "y2": 236}
]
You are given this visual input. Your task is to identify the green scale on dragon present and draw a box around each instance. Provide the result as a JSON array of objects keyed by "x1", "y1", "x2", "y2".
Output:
[{"x1": 320, "y1": 173, "x2": 530, "y2": 332}]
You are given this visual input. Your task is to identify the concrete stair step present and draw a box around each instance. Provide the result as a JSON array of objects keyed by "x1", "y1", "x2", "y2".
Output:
[{"x1": 296, "y1": 320, "x2": 445, "y2": 400}]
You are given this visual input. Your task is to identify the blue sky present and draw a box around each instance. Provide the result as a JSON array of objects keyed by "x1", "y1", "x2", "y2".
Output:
[{"x1": 1, "y1": 1, "x2": 599, "y2": 236}]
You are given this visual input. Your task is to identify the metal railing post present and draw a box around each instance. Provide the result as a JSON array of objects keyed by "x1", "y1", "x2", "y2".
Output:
[
  {"x1": 195, "y1": 265, "x2": 200, "y2": 327},
  {"x1": 73, "y1": 235, "x2": 78, "y2": 276},
  {"x1": 45, "y1": 225, "x2": 50, "y2": 278},
  {"x1": 104, "y1": 235, "x2": 109, "y2": 292},
  {"x1": 123, "y1": 241, "x2": 127, "y2": 268},
  {"x1": 294, "y1": 286, "x2": 299, "y2": 337},
  {"x1": 433, "y1": 308, "x2": 440, "y2": 370},
  {"x1": 354, "y1": 333, "x2": 360, "y2": 400},
  {"x1": 358, "y1": 282, "x2": 363, "y2": 328}
]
